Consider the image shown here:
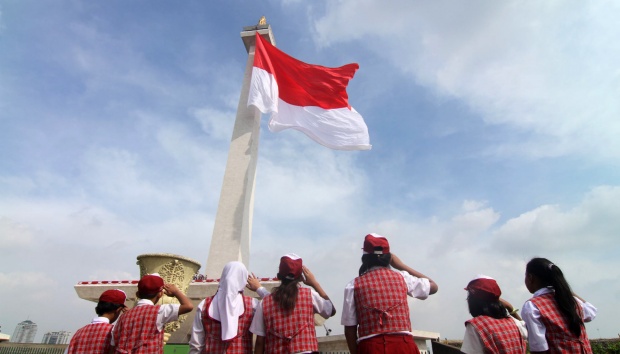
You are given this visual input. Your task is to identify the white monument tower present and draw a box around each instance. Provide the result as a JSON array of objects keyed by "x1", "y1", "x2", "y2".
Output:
[
  {"x1": 73, "y1": 20, "x2": 441, "y2": 350},
  {"x1": 74, "y1": 19, "x2": 279, "y2": 343},
  {"x1": 205, "y1": 18, "x2": 274, "y2": 278}
]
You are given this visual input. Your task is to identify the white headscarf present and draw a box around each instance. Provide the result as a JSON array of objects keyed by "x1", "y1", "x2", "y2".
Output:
[{"x1": 208, "y1": 261, "x2": 249, "y2": 341}]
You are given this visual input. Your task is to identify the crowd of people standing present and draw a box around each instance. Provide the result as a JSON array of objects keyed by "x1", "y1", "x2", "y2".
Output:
[{"x1": 65, "y1": 233, "x2": 597, "y2": 354}]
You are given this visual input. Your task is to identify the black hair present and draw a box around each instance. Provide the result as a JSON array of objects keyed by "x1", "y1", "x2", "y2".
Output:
[
  {"x1": 272, "y1": 278, "x2": 301, "y2": 312},
  {"x1": 467, "y1": 295, "x2": 509, "y2": 319},
  {"x1": 137, "y1": 291, "x2": 159, "y2": 299},
  {"x1": 526, "y1": 257, "x2": 582, "y2": 337},
  {"x1": 95, "y1": 301, "x2": 124, "y2": 316},
  {"x1": 359, "y1": 253, "x2": 392, "y2": 276}
]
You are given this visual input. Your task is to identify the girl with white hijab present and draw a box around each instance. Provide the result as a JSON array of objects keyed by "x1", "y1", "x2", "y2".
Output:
[{"x1": 189, "y1": 261, "x2": 269, "y2": 354}]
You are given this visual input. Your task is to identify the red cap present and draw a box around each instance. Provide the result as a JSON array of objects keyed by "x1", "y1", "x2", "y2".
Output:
[
  {"x1": 278, "y1": 254, "x2": 303, "y2": 280},
  {"x1": 138, "y1": 273, "x2": 164, "y2": 294},
  {"x1": 99, "y1": 289, "x2": 127, "y2": 306},
  {"x1": 363, "y1": 233, "x2": 390, "y2": 254},
  {"x1": 465, "y1": 275, "x2": 501, "y2": 300}
]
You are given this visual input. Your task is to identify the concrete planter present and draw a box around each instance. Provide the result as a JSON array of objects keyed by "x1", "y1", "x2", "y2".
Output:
[{"x1": 136, "y1": 253, "x2": 201, "y2": 336}]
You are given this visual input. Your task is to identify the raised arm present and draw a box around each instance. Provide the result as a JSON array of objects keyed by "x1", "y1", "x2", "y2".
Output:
[
  {"x1": 163, "y1": 283, "x2": 194, "y2": 315},
  {"x1": 500, "y1": 298, "x2": 522, "y2": 321},
  {"x1": 246, "y1": 273, "x2": 269, "y2": 299},
  {"x1": 302, "y1": 266, "x2": 336, "y2": 316},
  {"x1": 390, "y1": 254, "x2": 438, "y2": 294},
  {"x1": 573, "y1": 293, "x2": 597, "y2": 322}
]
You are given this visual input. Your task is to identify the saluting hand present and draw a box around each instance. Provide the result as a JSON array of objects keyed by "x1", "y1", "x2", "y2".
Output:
[
  {"x1": 246, "y1": 273, "x2": 262, "y2": 291},
  {"x1": 163, "y1": 284, "x2": 180, "y2": 297},
  {"x1": 302, "y1": 266, "x2": 318, "y2": 287}
]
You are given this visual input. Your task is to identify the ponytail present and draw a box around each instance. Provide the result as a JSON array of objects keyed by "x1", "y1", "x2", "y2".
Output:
[
  {"x1": 526, "y1": 257, "x2": 582, "y2": 337},
  {"x1": 272, "y1": 278, "x2": 301, "y2": 312}
]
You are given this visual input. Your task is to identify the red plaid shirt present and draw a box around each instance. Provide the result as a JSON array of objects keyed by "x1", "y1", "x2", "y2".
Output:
[
  {"x1": 530, "y1": 293, "x2": 593, "y2": 354},
  {"x1": 113, "y1": 305, "x2": 164, "y2": 354},
  {"x1": 467, "y1": 316, "x2": 526, "y2": 354},
  {"x1": 67, "y1": 321, "x2": 113, "y2": 354},
  {"x1": 201, "y1": 295, "x2": 254, "y2": 354},
  {"x1": 262, "y1": 287, "x2": 318, "y2": 354},
  {"x1": 353, "y1": 267, "x2": 411, "y2": 338}
]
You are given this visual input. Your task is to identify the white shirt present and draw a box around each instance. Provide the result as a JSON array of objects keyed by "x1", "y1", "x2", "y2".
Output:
[
  {"x1": 522, "y1": 287, "x2": 597, "y2": 352},
  {"x1": 110, "y1": 299, "x2": 180, "y2": 346},
  {"x1": 340, "y1": 268, "x2": 431, "y2": 327},
  {"x1": 249, "y1": 286, "x2": 334, "y2": 337},
  {"x1": 189, "y1": 287, "x2": 270, "y2": 354},
  {"x1": 460, "y1": 316, "x2": 527, "y2": 354}
]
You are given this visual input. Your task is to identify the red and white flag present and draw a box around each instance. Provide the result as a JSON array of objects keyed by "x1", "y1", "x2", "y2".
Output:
[{"x1": 248, "y1": 33, "x2": 371, "y2": 151}]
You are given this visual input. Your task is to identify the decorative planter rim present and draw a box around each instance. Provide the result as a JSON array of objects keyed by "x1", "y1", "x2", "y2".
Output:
[{"x1": 136, "y1": 253, "x2": 201, "y2": 267}]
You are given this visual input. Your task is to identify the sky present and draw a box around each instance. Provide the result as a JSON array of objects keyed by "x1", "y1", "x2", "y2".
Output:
[{"x1": 1, "y1": 0, "x2": 620, "y2": 343}]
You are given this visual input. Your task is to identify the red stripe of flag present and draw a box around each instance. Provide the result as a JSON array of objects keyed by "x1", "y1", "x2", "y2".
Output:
[{"x1": 253, "y1": 33, "x2": 359, "y2": 110}]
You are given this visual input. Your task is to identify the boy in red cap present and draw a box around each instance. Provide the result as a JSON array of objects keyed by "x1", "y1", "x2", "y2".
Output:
[
  {"x1": 66, "y1": 289, "x2": 127, "y2": 354},
  {"x1": 342, "y1": 233, "x2": 438, "y2": 354},
  {"x1": 461, "y1": 275, "x2": 527, "y2": 354},
  {"x1": 250, "y1": 253, "x2": 336, "y2": 354},
  {"x1": 112, "y1": 273, "x2": 194, "y2": 353}
]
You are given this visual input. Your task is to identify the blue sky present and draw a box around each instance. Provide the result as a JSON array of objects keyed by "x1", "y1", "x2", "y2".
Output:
[{"x1": 1, "y1": 0, "x2": 619, "y2": 342}]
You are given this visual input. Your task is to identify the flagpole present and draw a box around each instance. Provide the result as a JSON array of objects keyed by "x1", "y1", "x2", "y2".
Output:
[{"x1": 204, "y1": 21, "x2": 275, "y2": 278}]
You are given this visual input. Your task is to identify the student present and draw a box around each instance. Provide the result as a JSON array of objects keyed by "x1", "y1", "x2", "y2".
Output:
[
  {"x1": 250, "y1": 254, "x2": 336, "y2": 354},
  {"x1": 342, "y1": 233, "x2": 438, "y2": 354},
  {"x1": 112, "y1": 273, "x2": 194, "y2": 353},
  {"x1": 65, "y1": 289, "x2": 127, "y2": 354},
  {"x1": 522, "y1": 257, "x2": 597, "y2": 353},
  {"x1": 188, "y1": 261, "x2": 269, "y2": 354},
  {"x1": 461, "y1": 275, "x2": 527, "y2": 354}
]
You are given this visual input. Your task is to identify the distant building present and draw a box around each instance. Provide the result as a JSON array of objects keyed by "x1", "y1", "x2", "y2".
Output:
[
  {"x1": 41, "y1": 331, "x2": 71, "y2": 345},
  {"x1": 11, "y1": 320, "x2": 38, "y2": 343}
]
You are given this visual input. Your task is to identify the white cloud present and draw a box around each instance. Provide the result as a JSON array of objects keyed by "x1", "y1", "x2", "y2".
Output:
[
  {"x1": 492, "y1": 185, "x2": 620, "y2": 253},
  {"x1": 313, "y1": 1, "x2": 620, "y2": 160},
  {"x1": 190, "y1": 107, "x2": 237, "y2": 142},
  {"x1": 0, "y1": 176, "x2": 36, "y2": 195},
  {"x1": 80, "y1": 147, "x2": 165, "y2": 204},
  {"x1": 0, "y1": 272, "x2": 57, "y2": 290},
  {"x1": 0, "y1": 217, "x2": 34, "y2": 248},
  {"x1": 256, "y1": 138, "x2": 368, "y2": 223}
]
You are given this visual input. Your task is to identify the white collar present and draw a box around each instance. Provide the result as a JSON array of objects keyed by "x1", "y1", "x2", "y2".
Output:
[
  {"x1": 533, "y1": 286, "x2": 554, "y2": 297},
  {"x1": 136, "y1": 299, "x2": 156, "y2": 306},
  {"x1": 91, "y1": 316, "x2": 110, "y2": 324}
]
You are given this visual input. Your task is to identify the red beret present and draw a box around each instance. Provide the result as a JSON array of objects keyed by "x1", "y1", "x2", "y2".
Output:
[
  {"x1": 99, "y1": 289, "x2": 127, "y2": 306},
  {"x1": 138, "y1": 273, "x2": 164, "y2": 294},
  {"x1": 363, "y1": 233, "x2": 390, "y2": 254},
  {"x1": 465, "y1": 275, "x2": 501, "y2": 300},
  {"x1": 279, "y1": 254, "x2": 303, "y2": 280}
]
